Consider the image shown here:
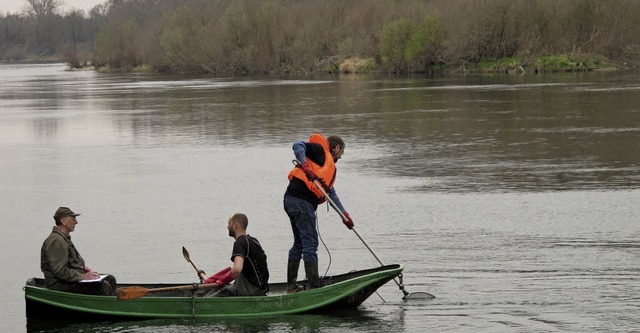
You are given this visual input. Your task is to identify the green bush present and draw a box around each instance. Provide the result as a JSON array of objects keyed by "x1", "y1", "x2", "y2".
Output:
[
  {"x1": 405, "y1": 13, "x2": 445, "y2": 72},
  {"x1": 378, "y1": 18, "x2": 415, "y2": 72}
]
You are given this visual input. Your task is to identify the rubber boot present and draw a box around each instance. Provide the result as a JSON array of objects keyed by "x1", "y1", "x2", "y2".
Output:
[
  {"x1": 287, "y1": 259, "x2": 302, "y2": 293},
  {"x1": 304, "y1": 260, "x2": 322, "y2": 289}
]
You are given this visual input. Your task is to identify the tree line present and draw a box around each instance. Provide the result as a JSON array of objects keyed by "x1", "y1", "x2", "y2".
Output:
[{"x1": 1, "y1": 0, "x2": 639, "y2": 74}]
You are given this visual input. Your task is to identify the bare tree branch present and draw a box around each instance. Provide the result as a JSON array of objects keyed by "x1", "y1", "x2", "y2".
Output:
[{"x1": 26, "y1": 0, "x2": 63, "y2": 17}]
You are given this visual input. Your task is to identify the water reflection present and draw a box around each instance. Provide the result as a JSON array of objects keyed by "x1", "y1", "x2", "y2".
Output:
[
  {"x1": 4, "y1": 64, "x2": 639, "y2": 333},
  {"x1": 27, "y1": 311, "x2": 387, "y2": 333},
  {"x1": 2, "y1": 64, "x2": 640, "y2": 193}
]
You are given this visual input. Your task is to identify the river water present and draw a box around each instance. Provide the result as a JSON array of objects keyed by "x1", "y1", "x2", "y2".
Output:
[{"x1": 1, "y1": 63, "x2": 638, "y2": 332}]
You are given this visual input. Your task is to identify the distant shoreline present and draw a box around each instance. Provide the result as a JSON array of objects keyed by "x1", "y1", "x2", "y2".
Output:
[
  {"x1": 3, "y1": 1, "x2": 639, "y2": 76},
  {"x1": 3, "y1": 55, "x2": 628, "y2": 76}
]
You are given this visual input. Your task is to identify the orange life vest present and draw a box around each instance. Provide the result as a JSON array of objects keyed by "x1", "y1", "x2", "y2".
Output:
[{"x1": 288, "y1": 133, "x2": 336, "y2": 202}]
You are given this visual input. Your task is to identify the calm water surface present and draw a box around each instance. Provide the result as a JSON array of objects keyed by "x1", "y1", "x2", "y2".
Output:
[{"x1": 1, "y1": 63, "x2": 639, "y2": 332}]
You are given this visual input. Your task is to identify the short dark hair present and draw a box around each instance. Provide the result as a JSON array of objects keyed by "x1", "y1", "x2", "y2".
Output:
[
  {"x1": 230, "y1": 213, "x2": 248, "y2": 229},
  {"x1": 327, "y1": 136, "x2": 345, "y2": 150}
]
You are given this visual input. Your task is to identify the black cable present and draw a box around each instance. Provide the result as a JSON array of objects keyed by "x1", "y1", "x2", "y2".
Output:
[{"x1": 316, "y1": 204, "x2": 331, "y2": 279}]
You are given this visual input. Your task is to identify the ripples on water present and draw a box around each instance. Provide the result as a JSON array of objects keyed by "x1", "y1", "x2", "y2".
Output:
[{"x1": 2, "y1": 64, "x2": 639, "y2": 332}]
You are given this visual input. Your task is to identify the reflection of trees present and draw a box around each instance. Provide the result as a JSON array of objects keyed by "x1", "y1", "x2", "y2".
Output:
[
  {"x1": 32, "y1": 117, "x2": 58, "y2": 140},
  {"x1": 367, "y1": 79, "x2": 640, "y2": 192},
  {"x1": 95, "y1": 73, "x2": 640, "y2": 192},
  {"x1": 27, "y1": 311, "x2": 390, "y2": 332}
]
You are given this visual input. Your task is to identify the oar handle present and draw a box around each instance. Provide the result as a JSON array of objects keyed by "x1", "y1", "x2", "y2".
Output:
[
  {"x1": 154, "y1": 283, "x2": 219, "y2": 293},
  {"x1": 183, "y1": 246, "x2": 207, "y2": 282},
  {"x1": 188, "y1": 261, "x2": 206, "y2": 279},
  {"x1": 117, "y1": 283, "x2": 220, "y2": 300},
  {"x1": 193, "y1": 265, "x2": 207, "y2": 281}
]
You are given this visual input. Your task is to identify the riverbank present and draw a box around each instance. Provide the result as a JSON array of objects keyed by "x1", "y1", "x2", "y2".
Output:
[
  {"x1": 3, "y1": 1, "x2": 639, "y2": 77},
  {"x1": 336, "y1": 53, "x2": 623, "y2": 75},
  {"x1": 3, "y1": 53, "x2": 627, "y2": 75},
  {"x1": 82, "y1": 53, "x2": 625, "y2": 75}
]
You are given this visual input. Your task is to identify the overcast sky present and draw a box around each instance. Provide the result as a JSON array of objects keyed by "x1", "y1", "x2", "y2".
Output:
[{"x1": 1, "y1": 0, "x2": 106, "y2": 14}]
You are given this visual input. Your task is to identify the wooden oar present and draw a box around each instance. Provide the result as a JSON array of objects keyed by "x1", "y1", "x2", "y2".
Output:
[
  {"x1": 293, "y1": 160, "x2": 435, "y2": 300},
  {"x1": 117, "y1": 283, "x2": 218, "y2": 300},
  {"x1": 182, "y1": 246, "x2": 207, "y2": 282}
]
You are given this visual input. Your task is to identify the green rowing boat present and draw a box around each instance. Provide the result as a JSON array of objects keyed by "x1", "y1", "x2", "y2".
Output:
[{"x1": 25, "y1": 264, "x2": 403, "y2": 320}]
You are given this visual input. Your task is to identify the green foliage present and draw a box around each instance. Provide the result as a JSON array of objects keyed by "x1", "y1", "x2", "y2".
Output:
[
  {"x1": 94, "y1": 18, "x2": 138, "y2": 69},
  {"x1": 537, "y1": 55, "x2": 571, "y2": 71},
  {"x1": 378, "y1": 13, "x2": 446, "y2": 73},
  {"x1": 536, "y1": 54, "x2": 608, "y2": 71},
  {"x1": 378, "y1": 18, "x2": 415, "y2": 72},
  {"x1": 405, "y1": 13, "x2": 446, "y2": 72},
  {"x1": 337, "y1": 38, "x2": 355, "y2": 59}
]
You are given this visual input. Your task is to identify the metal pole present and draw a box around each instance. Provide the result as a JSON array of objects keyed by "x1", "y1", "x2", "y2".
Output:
[{"x1": 293, "y1": 160, "x2": 410, "y2": 297}]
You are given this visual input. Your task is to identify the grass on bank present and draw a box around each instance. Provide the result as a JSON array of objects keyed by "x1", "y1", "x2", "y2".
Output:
[
  {"x1": 473, "y1": 53, "x2": 612, "y2": 74},
  {"x1": 74, "y1": 53, "x2": 616, "y2": 75}
]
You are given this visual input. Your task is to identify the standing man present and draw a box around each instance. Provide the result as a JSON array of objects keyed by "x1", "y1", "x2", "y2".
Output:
[
  {"x1": 204, "y1": 213, "x2": 270, "y2": 297},
  {"x1": 40, "y1": 207, "x2": 117, "y2": 296},
  {"x1": 284, "y1": 133, "x2": 355, "y2": 293}
]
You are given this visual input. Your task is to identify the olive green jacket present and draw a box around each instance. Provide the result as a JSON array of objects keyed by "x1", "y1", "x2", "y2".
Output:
[{"x1": 40, "y1": 226, "x2": 86, "y2": 288}]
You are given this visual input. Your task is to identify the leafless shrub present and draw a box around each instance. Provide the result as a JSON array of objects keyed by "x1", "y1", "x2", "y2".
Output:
[{"x1": 2, "y1": 0, "x2": 639, "y2": 71}]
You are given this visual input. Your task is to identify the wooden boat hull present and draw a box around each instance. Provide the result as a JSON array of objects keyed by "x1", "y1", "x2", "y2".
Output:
[{"x1": 25, "y1": 264, "x2": 402, "y2": 320}]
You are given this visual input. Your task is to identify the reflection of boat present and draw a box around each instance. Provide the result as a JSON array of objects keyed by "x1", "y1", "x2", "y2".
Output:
[{"x1": 24, "y1": 264, "x2": 403, "y2": 320}]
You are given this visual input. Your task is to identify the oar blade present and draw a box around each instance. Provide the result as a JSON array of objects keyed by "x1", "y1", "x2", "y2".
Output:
[
  {"x1": 116, "y1": 286, "x2": 149, "y2": 300},
  {"x1": 182, "y1": 246, "x2": 190, "y2": 261}
]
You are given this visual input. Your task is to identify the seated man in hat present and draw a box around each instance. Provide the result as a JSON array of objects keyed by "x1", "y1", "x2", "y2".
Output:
[{"x1": 40, "y1": 206, "x2": 117, "y2": 296}]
